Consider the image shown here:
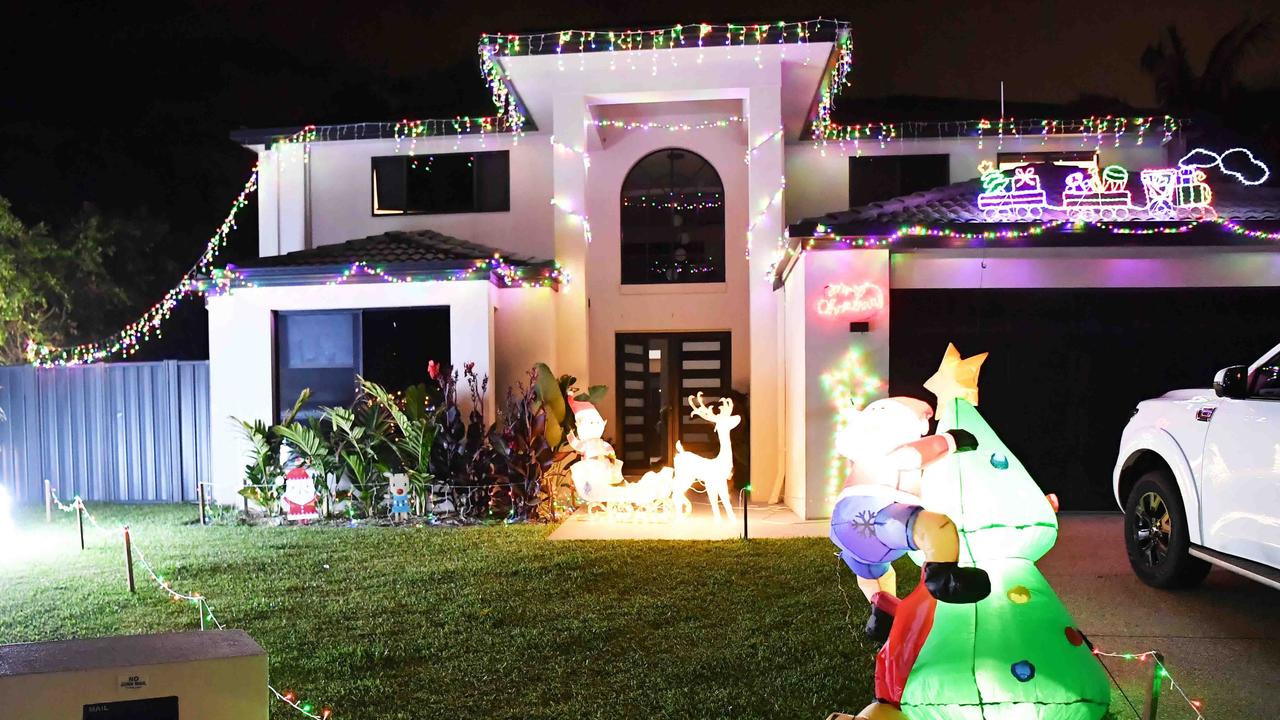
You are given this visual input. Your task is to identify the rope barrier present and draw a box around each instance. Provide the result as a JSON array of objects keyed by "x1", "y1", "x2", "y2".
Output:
[{"x1": 44, "y1": 490, "x2": 332, "y2": 718}]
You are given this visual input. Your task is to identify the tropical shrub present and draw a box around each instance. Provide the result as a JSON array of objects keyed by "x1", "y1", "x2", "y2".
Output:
[
  {"x1": 362, "y1": 378, "x2": 439, "y2": 516},
  {"x1": 235, "y1": 389, "x2": 309, "y2": 512}
]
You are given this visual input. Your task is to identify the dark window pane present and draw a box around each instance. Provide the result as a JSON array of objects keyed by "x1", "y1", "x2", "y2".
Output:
[
  {"x1": 361, "y1": 307, "x2": 451, "y2": 393},
  {"x1": 276, "y1": 312, "x2": 360, "y2": 420},
  {"x1": 620, "y1": 149, "x2": 725, "y2": 285},
  {"x1": 848, "y1": 154, "x2": 950, "y2": 206},
  {"x1": 372, "y1": 156, "x2": 406, "y2": 212},
  {"x1": 371, "y1": 151, "x2": 509, "y2": 215}
]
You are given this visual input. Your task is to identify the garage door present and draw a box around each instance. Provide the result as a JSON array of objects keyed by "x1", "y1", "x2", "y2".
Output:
[{"x1": 890, "y1": 287, "x2": 1280, "y2": 510}]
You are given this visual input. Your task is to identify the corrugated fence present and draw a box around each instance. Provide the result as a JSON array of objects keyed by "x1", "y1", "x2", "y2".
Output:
[{"x1": 0, "y1": 361, "x2": 210, "y2": 505}]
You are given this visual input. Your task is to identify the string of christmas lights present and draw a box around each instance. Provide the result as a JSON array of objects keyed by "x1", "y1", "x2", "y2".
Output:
[
  {"x1": 24, "y1": 162, "x2": 263, "y2": 367},
  {"x1": 803, "y1": 218, "x2": 1280, "y2": 247},
  {"x1": 816, "y1": 115, "x2": 1184, "y2": 149},
  {"x1": 1091, "y1": 649, "x2": 1205, "y2": 720},
  {"x1": 307, "y1": 257, "x2": 570, "y2": 289},
  {"x1": 588, "y1": 117, "x2": 744, "y2": 132},
  {"x1": 746, "y1": 176, "x2": 786, "y2": 258},
  {"x1": 819, "y1": 348, "x2": 882, "y2": 497},
  {"x1": 551, "y1": 135, "x2": 593, "y2": 245},
  {"x1": 49, "y1": 491, "x2": 334, "y2": 719}
]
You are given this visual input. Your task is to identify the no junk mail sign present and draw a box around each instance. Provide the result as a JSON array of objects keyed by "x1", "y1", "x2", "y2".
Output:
[{"x1": 0, "y1": 630, "x2": 268, "y2": 720}]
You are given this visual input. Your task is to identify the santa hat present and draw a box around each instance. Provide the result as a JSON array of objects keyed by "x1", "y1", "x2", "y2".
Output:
[
  {"x1": 285, "y1": 466, "x2": 310, "y2": 480},
  {"x1": 568, "y1": 397, "x2": 602, "y2": 421}
]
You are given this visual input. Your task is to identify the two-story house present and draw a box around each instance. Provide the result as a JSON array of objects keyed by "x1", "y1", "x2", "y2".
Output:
[{"x1": 209, "y1": 19, "x2": 1280, "y2": 519}]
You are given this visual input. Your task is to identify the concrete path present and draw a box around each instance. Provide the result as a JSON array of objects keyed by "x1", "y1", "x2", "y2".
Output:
[
  {"x1": 548, "y1": 499, "x2": 828, "y2": 540},
  {"x1": 1043, "y1": 513, "x2": 1280, "y2": 720}
]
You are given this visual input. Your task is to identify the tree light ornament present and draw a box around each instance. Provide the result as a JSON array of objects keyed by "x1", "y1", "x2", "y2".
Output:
[{"x1": 820, "y1": 348, "x2": 883, "y2": 497}]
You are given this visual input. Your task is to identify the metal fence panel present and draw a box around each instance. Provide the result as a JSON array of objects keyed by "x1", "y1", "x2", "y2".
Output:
[{"x1": 0, "y1": 361, "x2": 209, "y2": 505}]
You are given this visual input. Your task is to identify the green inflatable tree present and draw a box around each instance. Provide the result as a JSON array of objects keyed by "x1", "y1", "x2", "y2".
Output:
[{"x1": 894, "y1": 398, "x2": 1111, "y2": 720}]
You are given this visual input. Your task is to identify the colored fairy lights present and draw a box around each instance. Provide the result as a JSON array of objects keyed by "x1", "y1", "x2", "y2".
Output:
[
  {"x1": 819, "y1": 347, "x2": 882, "y2": 497},
  {"x1": 48, "y1": 492, "x2": 332, "y2": 719},
  {"x1": 815, "y1": 115, "x2": 1184, "y2": 150},
  {"x1": 25, "y1": 162, "x2": 262, "y2": 367},
  {"x1": 589, "y1": 117, "x2": 744, "y2": 132},
  {"x1": 478, "y1": 20, "x2": 853, "y2": 137},
  {"x1": 310, "y1": 257, "x2": 569, "y2": 290},
  {"x1": 746, "y1": 176, "x2": 786, "y2": 258}
]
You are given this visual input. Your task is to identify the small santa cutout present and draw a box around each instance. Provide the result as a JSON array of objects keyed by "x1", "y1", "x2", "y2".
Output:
[{"x1": 283, "y1": 466, "x2": 319, "y2": 522}]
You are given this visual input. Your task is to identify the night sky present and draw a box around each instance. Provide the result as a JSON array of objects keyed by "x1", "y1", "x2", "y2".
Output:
[{"x1": 0, "y1": 0, "x2": 1274, "y2": 356}]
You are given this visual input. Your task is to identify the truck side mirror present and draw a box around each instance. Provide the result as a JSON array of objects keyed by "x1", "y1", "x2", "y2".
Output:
[{"x1": 1213, "y1": 365, "x2": 1248, "y2": 399}]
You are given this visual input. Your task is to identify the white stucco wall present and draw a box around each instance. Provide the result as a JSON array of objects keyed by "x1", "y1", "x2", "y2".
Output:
[
  {"x1": 205, "y1": 280, "x2": 496, "y2": 504},
  {"x1": 254, "y1": 133, "x2": 556, "y2": 261},
  {"x1": 784, "y1": 135, "x2": 1177, "y2": 225},
  {"x1": 783, "y1": 248, "x2": 890, "y2": 519},
  {"x1": 576, "y1": 103, "x2": 752, "y2": 453}
]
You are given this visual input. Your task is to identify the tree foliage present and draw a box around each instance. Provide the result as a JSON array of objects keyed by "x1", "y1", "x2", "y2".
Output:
[
  {"x1": 1141, "y1": 19, "x2": 1272, "y2": 115},
  {"x1": 0, "y1": 196, "x2": 173, "y2": 364}
]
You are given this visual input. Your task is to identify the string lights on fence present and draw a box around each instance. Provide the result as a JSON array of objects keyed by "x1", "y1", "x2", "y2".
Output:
[
  {"x1": 48, "y1": 491, "x2": 333, "y2": 720},
  {"x1": 1091, "y1": 649, "x2": 1205, "y2": 720}
]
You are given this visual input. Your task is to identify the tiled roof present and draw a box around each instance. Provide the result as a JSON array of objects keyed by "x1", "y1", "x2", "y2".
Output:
[
  {"x1": 237, "y1": 229, "x2": 546, "y2": 269},
  {"x1": 792, "y1": 162, "x2": 1280, "y2": 236}
]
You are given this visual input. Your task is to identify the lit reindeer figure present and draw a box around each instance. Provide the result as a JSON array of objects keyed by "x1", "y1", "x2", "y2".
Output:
[{"x1": 673, "y1": 393, "x2": 741, "y2": 521}]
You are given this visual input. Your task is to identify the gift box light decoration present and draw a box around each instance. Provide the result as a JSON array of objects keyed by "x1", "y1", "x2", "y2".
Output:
[{"x1": 970, "y1": 147, "x2": 1269, "y2": 224}]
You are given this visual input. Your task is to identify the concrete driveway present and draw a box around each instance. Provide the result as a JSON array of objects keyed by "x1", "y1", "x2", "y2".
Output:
[{"x1": 1044, "y1": 513, "x2": 1280, "y2": 720}]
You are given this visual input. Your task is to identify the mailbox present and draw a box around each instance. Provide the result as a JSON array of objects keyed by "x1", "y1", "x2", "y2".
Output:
[{"x1": 0, "y1": 630, "x2": 267, "y2": 720}]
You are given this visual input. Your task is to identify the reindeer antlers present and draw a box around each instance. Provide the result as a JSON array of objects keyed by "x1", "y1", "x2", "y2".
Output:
[{"x1": 687, "y1": 392, "x2": 733, "y2": 420}]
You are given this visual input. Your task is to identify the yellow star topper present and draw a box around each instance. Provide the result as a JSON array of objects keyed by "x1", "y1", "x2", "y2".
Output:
[{"x1": 924, "y1": 343, "x2": 988, "y2": 413}]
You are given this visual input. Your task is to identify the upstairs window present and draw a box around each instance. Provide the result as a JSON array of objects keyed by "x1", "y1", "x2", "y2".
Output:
[
  {"x1": 372, "y1": 151, "x2": 509, "y2": 215},
  {"x1": 620, "y1": 149, "x2": 725, "y2": 285},
  {"x1": 848, "y1": 154, "x2": 950, "y2": 206}
]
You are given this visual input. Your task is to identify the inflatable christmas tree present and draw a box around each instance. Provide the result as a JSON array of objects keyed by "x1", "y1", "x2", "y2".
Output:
[{"x1": 885, "y1": 398, "x2": 1110, "y2": 720}]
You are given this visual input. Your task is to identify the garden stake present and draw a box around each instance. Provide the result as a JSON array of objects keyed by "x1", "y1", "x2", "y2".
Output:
[
  {"x1": 77, "y1": 500, "x2": 85, "y2": 550},
  {"x1": 740, "y1": 487, "x2": 749, "y2": 540},
  {"x1": 198, "y1": 598, "x2": 205, "y2": 631},
  {"x1": 197, "y1": 483, "x2": 208, "y2": 526},
  {"x1": 45, "y1": 479, "x2": 52, "y2": 522},
  {"x1": 1143, "y1": 651, "x2": 1164, "y2": 720},
  {"x1": 123, "y1": 526, "x2": 136, "y2": 593}
]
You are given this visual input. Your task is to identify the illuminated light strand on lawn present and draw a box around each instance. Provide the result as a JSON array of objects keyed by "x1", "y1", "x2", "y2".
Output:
[
  {"x1": 588, "y1": 117, "x2": 744, "y2": 132},
  {"x1": 49, "y1": 492, "x2": 333, "y2": 720},
  {"x1": 819, "y1": 348, "x2": 882, "y2": 497},
  {"x1": 746, "y1": 176, "x2": 786, "y2": 259},
  {"x1": 1091, "y1": 649, "x2": 1205, "y2": 720}
]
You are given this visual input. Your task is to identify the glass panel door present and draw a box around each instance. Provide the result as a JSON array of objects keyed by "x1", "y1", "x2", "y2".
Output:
[{"x1": 614, "y1": 331, "x2": 731, "y2": 476}]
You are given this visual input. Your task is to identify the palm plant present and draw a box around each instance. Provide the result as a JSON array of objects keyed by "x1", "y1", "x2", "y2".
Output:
[
  {"x1": 234, "y1": 389, "x2": 309, "y2": 513},
  {"x1": 324, "y1": 402, "x2": 391, "y2": 519},
  {"x1": 363, "y1": 378, "x2": 439, "y2": 517},
  {"x1": 1141, "y1": 19, "x2": 1271, "y2": 114}
]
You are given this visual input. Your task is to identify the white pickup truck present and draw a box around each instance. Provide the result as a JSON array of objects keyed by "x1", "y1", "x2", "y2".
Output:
[{"x1": 1113, "y1": 341, "x2": 1280, "y2": 589}]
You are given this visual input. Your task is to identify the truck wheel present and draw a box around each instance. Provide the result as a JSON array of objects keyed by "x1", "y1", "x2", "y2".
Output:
[{"x1": 1124, "y1": 470, "x2": 1210, "y2": 588}]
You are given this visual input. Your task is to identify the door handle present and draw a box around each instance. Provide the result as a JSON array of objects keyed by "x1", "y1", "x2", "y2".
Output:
[{"x1": 1195, "y1": 406, "x2": 1216, "y2": 422}]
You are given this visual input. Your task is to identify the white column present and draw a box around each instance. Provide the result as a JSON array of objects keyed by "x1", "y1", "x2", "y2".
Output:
[
  {"x1": 550, "y1": 94, "x2": 591, "y2": 384},
  {"x1": 745, "y1": 78, "x2": 786, "y2": 501},
  {"x1": 275, "y1": 143, "x2": 308, "y2": 254},
  {"x1": 255, "y1": 147, "x2": 280, "y2": 258}
]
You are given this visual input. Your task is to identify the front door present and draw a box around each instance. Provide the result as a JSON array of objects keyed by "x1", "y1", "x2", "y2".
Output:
[
  {"x1": 1201, "y1": 346, "x2": 1280, "y2": 566},
  {"x1": 615, "y1": 332, "x2": 732, "y2": 476}
]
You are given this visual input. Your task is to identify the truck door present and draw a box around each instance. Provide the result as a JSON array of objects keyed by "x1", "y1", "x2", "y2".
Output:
[{"x1": 1201, "y1": 347, "x2": 1280, "y2": 566}]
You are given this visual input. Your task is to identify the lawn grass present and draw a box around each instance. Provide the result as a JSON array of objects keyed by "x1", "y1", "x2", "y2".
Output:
[{"x1": 0, "y1": 504, "x2": 900, "y2": 719}]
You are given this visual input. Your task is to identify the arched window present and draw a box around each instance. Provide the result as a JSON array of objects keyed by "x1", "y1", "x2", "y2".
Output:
[{"x1": 620, "y1": 149, "x2": 725, "y2": 284}]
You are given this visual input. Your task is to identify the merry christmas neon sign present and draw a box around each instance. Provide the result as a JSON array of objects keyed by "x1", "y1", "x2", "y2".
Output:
[
  {"x1": 975, "y1": 147, "x2": 1269, "y2": 222},
  {"x1": 816, "y1": 281, "x2": 886, "y2": 320}
]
